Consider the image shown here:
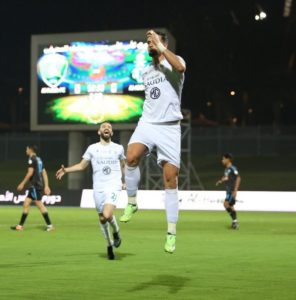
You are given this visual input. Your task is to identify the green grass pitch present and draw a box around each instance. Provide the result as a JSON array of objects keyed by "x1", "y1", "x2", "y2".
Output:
[{"x1": 1, "y1": 206, "x2": 296, "y2": 300}]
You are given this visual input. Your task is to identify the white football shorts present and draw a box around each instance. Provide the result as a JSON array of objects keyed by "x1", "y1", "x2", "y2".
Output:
[
  {"x1": 129, "y1": 120, "x2": 181, "y2": 168},
  {"x1": 93, "y1": 190, "x2": 121, "y2": 213}
]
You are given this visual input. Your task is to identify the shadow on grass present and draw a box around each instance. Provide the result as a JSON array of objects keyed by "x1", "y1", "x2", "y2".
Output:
[
  {"x1": 9, "y1": 225, "x2": 50, "y2": 232},
  {"x1": 98, "y1": 251, "x2": 135, "y2": 261},
  {"x1": 129, "y1": 274, "x2": 190, "y2": 294}
]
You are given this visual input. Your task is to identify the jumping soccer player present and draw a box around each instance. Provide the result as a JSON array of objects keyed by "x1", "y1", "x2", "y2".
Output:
[{"x1": 120, "y1": 29, "x2": 186, "y2": 253}]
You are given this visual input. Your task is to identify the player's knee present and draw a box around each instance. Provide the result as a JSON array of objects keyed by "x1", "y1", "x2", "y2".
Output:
[
  {"x1": 225, "y1": 206, "x2": 232, "y2": 213},
  {"x1": 163, "y1": 175, "x2": 178, "y2": 188},
  {"x1": 99, "y1": 214, "x2": 107, "y2": 223},
  {"x1": 102, "y1": 210, "x2": 112, "y2": 221},
  {"x1": 126, "y1": 154, "x2": 140, "y2": 167}
]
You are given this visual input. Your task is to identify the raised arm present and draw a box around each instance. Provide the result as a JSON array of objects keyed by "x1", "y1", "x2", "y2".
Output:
[
  {"x1": 56, "y1": 159, "x2": 90, "y2": 180},
  {"x1": 147, "y1": 30, "x2": 186, "y2": 73}
]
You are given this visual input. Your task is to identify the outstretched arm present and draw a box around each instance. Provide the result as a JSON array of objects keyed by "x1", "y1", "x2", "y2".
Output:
[{"x1": 56, "y1": 159, "x2": 90, "y2": 180}]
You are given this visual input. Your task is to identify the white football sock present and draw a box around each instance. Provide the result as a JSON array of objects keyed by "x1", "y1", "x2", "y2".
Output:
[
  {"x1": 128, "y1": 196, "x2": 137, "y2": 205},
  {"x1": 109, "y1": 215, "x2": 119, "y2": 233},
  {"x1": 168, "y1": 223, "x2": 177, "y2": 235},
  {"x1": 165, "y1": 189, "x2": 179, "y2": 234},
  {"x1": 99, "y1": 222, "x2": 112, "y2": 246},
  {"x1": 125, "y1": 165, "x2": 140, "y2": 201}
]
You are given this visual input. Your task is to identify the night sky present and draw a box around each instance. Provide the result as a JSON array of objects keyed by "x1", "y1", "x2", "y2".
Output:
[{"x1": 0, "y1": 0, "x2": 295, "y2": 129}]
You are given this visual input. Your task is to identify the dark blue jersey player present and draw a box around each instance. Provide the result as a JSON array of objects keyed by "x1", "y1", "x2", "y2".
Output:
[
  {"x1": 216, "y1": 153, "x2": 241, "y2": 229},
  {"x1": 11, "y1": 145, "x2": 54, "y2": 231}
]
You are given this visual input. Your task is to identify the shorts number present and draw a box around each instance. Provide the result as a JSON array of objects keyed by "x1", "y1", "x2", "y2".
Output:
[{"x1": 111, "y1": 193, "x2": 117, "y2": 202}]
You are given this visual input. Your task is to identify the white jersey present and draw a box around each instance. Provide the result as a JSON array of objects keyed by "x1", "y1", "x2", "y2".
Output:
[
  {"x1": 82, "y1": 142, "x2": 125, "y2": 191},
  {"x1": 140, "y1": 56, "x2": 185, "y2": 123}
]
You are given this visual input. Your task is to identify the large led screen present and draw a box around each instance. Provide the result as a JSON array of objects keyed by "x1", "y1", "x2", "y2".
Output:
[{"x1": 30, "y1": 29, "x2": 175, "y2": 130}]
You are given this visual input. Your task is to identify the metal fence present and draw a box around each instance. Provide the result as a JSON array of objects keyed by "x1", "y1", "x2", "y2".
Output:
[
  {"x1": 191, "y1": 126, "x2": 296, "y2": 156},
  {"x1": 0, "y1": 132, "x2": 69, "y2": 161},
  {"x1": 0, "y1": 126, "x2": 295, "y2": 161}
]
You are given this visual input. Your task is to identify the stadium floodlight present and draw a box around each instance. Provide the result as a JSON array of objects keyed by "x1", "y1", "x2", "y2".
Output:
[
  {"x1": 255, "y1": 3, "x2": 267, "y2": 21},
  {"x1": 259, "y1": 11, "x2": 267, "y2": 19},
  {"x1": 283, "y1": 0, "x2": 293, "y2": 17}
]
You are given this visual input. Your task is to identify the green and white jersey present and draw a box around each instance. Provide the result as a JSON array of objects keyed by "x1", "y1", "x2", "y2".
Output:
[
  {"x1": 83, "y1": 142, "x2": 125, "y2": 191},
  {"x1": 141, "y1": 57, "x2": 185, "y2": 123}
]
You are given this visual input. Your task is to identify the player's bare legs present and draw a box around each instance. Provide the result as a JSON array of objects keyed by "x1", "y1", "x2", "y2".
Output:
[
  {"x1": 120, "y1": 143, "x2": 147, "y2": 222},
  {"x1": 103, "y1": 204, "x2": 121, "y2": 247},
  {"x1": 35, "y1": 200, "x2": 48, "y2": 214},
  {"x1": 224, "y1": 200, "x2": 239, "y2": 229},
  {"x1": 11, "y1": 197, "x2": 52, "y2": 231},
  {"x1": 22, "y1": 197, "x2": 32, "y2": 214},
  {"x1": 35, "y1": 200, "x2": 53, "y2": 231},
  {"x1": 10, "y1": 198, "x2": 32, "y2": 230},
  {"x1": 99, "y1": 204, "x2": 120, "y2": 260}
]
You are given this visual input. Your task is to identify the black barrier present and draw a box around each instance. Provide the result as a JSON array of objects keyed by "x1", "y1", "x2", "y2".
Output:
[{"x1": 0, "y1": 189, "x2": 82, "y2": 207}]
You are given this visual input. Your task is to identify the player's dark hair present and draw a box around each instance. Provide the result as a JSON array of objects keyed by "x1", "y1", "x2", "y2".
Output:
[
  {"x1": 155, "y1": 31, "x2": 169, "y2": 45},
  {"x1": 27, "y1": 145, "x2": 38, "y2": 154},
  {"x1": 99, "y1": 121, "x2": 112, "y2": 127},
  {"x1": 223, "y1": 153, "x2": 233, "y2": 161}
]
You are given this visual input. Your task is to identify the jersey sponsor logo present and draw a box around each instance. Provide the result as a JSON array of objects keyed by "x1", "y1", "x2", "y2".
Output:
[
  {"x1": 150, "y1": 87, "x2": 161, "y2": 99},
  {"x1": 102, "y1": 166, "x2": 111, "y2": 175},
  {"x1": 146, "y1": 76, "x2": 166, "y2": 86},
  {"x1": 96, "y1": 159, "x2": 118, "y2": 164}
]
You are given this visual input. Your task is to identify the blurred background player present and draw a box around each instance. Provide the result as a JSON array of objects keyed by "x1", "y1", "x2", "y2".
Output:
[
  {"x1": 56, "y1": 122, "x2": 125, "y2": 260},
  {"x1": 120, "y1": 29, "x2": 186, "y2": 253},
  {"x1": 216, "y1": 153, "x2": 241, "y2": 229},
  {"x1": 11, "y1": 145, "x2": 53, "y2": 231}
]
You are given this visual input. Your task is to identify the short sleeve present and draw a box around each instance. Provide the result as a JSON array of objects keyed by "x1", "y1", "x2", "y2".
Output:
[
  {"x1": 230, "y1": 167, "x2": 239, "y2": 176},
  {"x1": 28, "y1": 157, "x2": 36, "y2": 169},
  {"x1": 82, "y1": 145, "x2": 92, "y2": 161},
  {"x1": 119, "y1": 145, "x2": 126, "y2": 160}
]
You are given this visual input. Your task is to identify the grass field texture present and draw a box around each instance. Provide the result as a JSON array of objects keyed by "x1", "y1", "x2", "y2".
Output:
[{"x1": 1, "y1": 207, "x2": 296, "y2": 300}]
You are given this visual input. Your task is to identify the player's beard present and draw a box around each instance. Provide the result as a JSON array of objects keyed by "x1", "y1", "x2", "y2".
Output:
[
  {"x1": 101, "y1": 132, "x2": 111, "y2": 142},
  {"x1": 148, "y1": 49, "x2": 158, "y2": 57}
]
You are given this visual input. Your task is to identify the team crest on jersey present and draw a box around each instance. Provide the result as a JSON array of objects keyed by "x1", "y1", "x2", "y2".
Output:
[
  {"x1": 102, "y1": 166, "x2": 111, "y2": 175},
  {"x1": 150, "y1": 87, "x2": 161, "y2": 99},
  {"x1": 28, "y1": 159, "x2": 33, "y2": 164}
]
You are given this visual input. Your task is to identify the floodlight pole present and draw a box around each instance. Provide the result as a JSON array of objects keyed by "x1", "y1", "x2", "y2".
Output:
[
  {"x1": 119, "y1": 130, "x2": 132, "y2": 154},
  {"x1": 68, "y1": 132, "x2": 86, "y2": 190}
]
